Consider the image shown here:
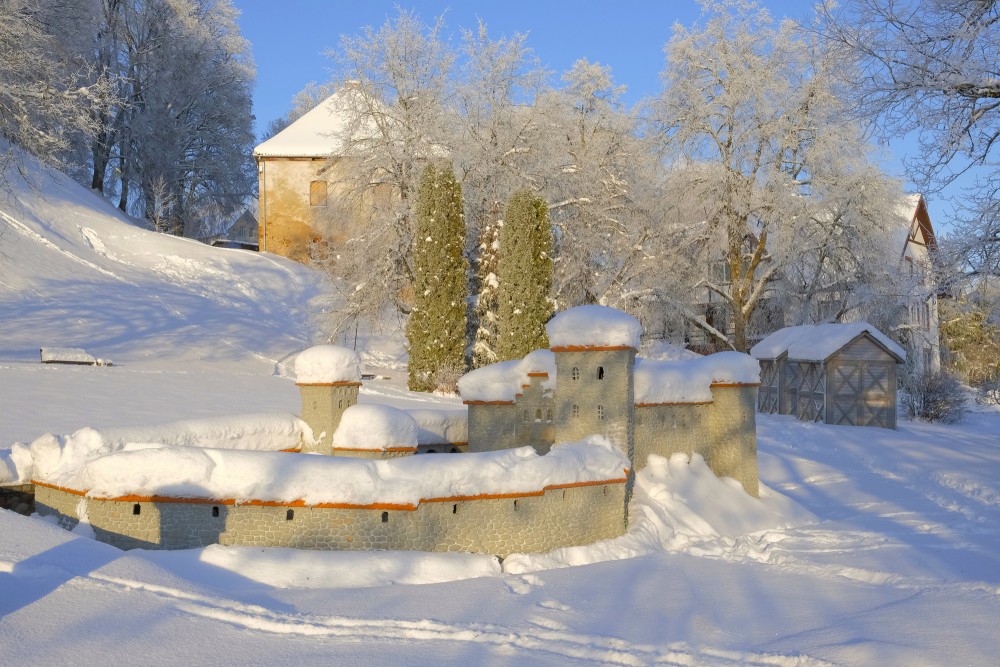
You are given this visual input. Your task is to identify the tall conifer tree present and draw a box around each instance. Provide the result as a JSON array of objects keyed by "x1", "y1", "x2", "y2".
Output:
[
  {"x1": 496, "y1": 190, "x2": 553, "y2": 361},
  {"x1": 471, "y1": 202, "x2": 503, "y2": 368},
  {"x1": 406, "y1": 163, "x2": 468, "y2": 391}
]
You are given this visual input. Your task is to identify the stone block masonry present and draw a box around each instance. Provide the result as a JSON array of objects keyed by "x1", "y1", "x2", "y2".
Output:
[{"x1": 33, "y1": 477, "x2": 627, "y2": 557}]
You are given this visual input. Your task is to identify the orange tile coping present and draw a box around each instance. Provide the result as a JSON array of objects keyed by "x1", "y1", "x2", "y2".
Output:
[
  {"x1": 31, "y1": 472, "x2": 629, "y2": 512},
  {"x1": 333, "y1": 446, "x2": 418, "y2": 453},
  {"x1": 526, "y1": 372, "x2": 549, "y2": 378},
  {"x1": 635, "y1": 401, "x2": 713, "y2": 407},
  {"x1": 294, "y1": 381, "x2": 362, "y2": 387},
  {"x1": 549, "y1": 345, "x2": 636, "y2": 352}
]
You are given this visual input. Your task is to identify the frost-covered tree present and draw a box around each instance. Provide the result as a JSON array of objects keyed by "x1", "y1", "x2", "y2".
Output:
[
  {"x1": 653, "y1": 0, "x2": 902, "y2": 352},
  {"x1": 454, "y1": 23, "x2": 546, "y2": 367},
  {"x1": 0, "y1": 0, "x2": 106, "y2": 178},
  {"x1": 496, "y1": 190, "x2": 553, "y2": 361},
  {"x1": 85, "y1": 0, "x2": 255, "y2": 236},
  {"x1": 816, "y1": 0, "x2": 1000, "y2": 296},
  {"x1": 324, "y1": 10, "x2": 455, "y2": 318},
  {"x1": 406, "y1": 163, "x2": 468, "y2": 392},
  {"x1": 533, "y1": 59, "x2": 663, "y2": 310},
  {"x1": 471, "y1": 203, "x2": 503, "y2": 368}
]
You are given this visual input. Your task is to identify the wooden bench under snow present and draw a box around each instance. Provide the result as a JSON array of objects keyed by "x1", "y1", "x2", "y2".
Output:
[{"x1": 40, "y1": 348, "x2": 112, "y2": 366}]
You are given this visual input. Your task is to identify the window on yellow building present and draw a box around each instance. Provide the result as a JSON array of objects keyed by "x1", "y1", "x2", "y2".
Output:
[{"x1": 310, "y1": 180, "x2": 328, "y2": 206}]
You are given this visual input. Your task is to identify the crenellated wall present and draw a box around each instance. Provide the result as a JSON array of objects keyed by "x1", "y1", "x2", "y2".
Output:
[{"x1": 34, "y1": 477, "x2": 627, "y2": 557}]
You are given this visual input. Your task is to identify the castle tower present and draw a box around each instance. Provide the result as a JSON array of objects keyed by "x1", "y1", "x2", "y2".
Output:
[
  {"x1": 547, "y1": 306, "x2": 641, "y2": 463},
  {"x1": 294, "y1": 345, "x2": 362, "y2": 454}
]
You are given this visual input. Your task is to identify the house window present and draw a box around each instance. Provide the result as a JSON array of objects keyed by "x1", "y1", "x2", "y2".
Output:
[
  {"x1": 310, "y1": 180, "x2": 328, "y2": 206},
  {"x1": 535, "y1": 408, "x2": 542, "y2": 421},
  {"x1": 924, "y1": 302, "x2": 931, "y2": 330},
  {"x1": 571, "y1": 404, "x2": 580, "y2": 419},
  {"x1": 571, "y1": 367, "x2": 580, "y2": 381},
  {"x1": 523, "y1": 409, "x2": 529, "y2": 422},
  {"x1": 546, "y1": 409, "x2": 552, "y2": 422},
  {"x1": 597, "y1": 404, "x2": 605, "y2": 420}
]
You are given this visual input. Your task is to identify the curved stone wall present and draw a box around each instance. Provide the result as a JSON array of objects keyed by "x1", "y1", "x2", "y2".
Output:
[{"x1": 33, "y1": 476, "x2": 627, "y2": 557}]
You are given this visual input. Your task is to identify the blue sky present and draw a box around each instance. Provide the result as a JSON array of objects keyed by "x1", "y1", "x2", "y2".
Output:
[{"x1": 233, "y1": 1, "x2": 962, "y2": 229}]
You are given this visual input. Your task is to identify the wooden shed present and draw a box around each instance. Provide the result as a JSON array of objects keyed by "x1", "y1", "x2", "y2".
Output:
[{"x1": 751, "y1": 323, "x2": 905, "y2": 429}]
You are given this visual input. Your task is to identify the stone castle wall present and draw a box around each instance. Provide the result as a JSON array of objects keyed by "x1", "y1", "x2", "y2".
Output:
[
  {"x1": 634, "y1": 384, "x2": 758, "y2": 497},
  {"x1": 34, "y1": 478, "x2": 627, "y2": 557}
]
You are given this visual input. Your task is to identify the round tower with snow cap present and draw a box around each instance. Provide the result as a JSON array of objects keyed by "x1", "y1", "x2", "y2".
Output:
[
  {"x1": 547, "y1": 305, "x2": 640, "y2": 461},
  {"x1": 294, "y1": 345, "x2": 362, "y2": 454}
]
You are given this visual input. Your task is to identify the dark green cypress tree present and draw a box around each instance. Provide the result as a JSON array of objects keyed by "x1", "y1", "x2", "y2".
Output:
[
  {"x1": 495, "y1": 190, "x2": 554, "y2": 361},
  {"x1": 406, "y1": 163, "x2": 468, "y2": 392}
]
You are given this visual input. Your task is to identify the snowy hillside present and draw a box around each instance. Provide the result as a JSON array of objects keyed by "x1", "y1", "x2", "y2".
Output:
[
  {"x1": 1, "y1": 155, "x2": 1000, "y2": 665},
  {"x1": 0, "y1": 155, "x2": 321, "y2": 368}
]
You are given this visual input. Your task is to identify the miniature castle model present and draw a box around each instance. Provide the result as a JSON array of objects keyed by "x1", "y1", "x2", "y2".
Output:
[{"x1": 27, "y1": 306, "x2": 761, "y2": 555}]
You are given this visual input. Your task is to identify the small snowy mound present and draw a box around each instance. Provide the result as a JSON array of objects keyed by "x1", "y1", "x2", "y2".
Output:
[
  {"x1": 294, "y1": 345, "x2": 361, "y2": 384},
  {"x1": 635, "y1": 352, "x2": 760, "y2": 404},
  {"x1": 333, "y1": 404, "x2": 418, "y2": 450},
  {"x1": 458, "y1": 349, "x2": 555, "y2": 403},
  {"x1": 546, "y1": 305, "x2": 642, "y2": 349},
  {"x1": 503, "y1": 452, "x2": 814, "y2": 574}
]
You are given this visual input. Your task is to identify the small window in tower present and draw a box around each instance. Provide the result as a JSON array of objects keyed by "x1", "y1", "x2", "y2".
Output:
[
  {"x1": 523, "y1": 409, "x2": 529, "y2": 422},
  {"x1": 452, "y1": 504, "x2": 458, "y2": 514},
  {"x1": 597, "y1": 366, "x2": 605, "y2": 380},
  {"x1": 310, "y1": 180, "x2": 328, "y2": 206},
  {"x1": 381, "y1": 511, "x2": 389, "y2": 523},
  {"x1": 546, "y1": 409, "x2": 553, "y2": 422},
  {"x1": 132, "y1": 503, "x2": 141, "y2": 516},
  {"x1": 571, "y1": 367, "x2": 580, "y2": 381},
  {"x1": 597, "y1": 404, "x2": 605, "y2": 420},
  {"x1": 535, "y1": 408, "x2": 542, "y2": 421},
  {"x1": 211, "y1": 506, "x2": 219, "y2": 517},
  {"x1": 286, "y1": 509, "x2": 294, "y2": 521},
  {"x1": 572, "y1": 404, "x2": 580, "y2": 419},
  {"x1": 338, "y1": 400, "x2": 343, "y2": 409}
]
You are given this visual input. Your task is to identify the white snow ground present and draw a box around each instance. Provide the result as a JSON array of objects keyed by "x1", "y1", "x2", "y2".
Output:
[{"x1": 2, "y1": 156, "x2": 1000, "y2": 665}]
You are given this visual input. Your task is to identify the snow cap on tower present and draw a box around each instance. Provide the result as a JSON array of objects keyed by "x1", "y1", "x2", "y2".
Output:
[
  {"x1": 294, "y1": 345, "x2": 361, "y2": 385},
  {"x1": 546, "y1": 305, "x2": 642, "y2": 350}
]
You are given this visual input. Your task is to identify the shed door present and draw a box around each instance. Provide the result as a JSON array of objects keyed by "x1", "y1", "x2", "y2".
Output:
[{"x1": 828, "y1": 362, "x2": 893, "y2": 428}]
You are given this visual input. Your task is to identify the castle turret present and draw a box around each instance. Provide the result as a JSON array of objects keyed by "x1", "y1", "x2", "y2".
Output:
[
  {"x1": 546, "y1": 306, "x2": 641, "y2": 462},
  {"x1": 294, "y1": 345, "x2": 362, "y2": 454}
]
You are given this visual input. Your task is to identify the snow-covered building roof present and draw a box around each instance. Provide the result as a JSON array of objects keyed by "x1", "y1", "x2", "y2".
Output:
[
  {"x1": 634, "y1": 352, "x2": 760, "y2": 405},
  {"x1": 294, "y1": 345, "x2": 361, "y2": 384},
  {"x1": 750, "y1": 323, "x2": 905, "y2": 363},
  {"x1": 457, "y1": 349, "x2": 556, "y2": 403},
  {"x1": 253, "y1": 84, "x2": 380, "y2": 158},
  {"x1": 546, "y1": 305, "x2": 642, "y2": 350}
]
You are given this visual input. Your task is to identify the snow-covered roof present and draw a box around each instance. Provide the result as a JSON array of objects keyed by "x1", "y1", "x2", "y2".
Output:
[
  {"x1": 892, "y1": 193, "x2": 923, "y2": 257},
  {"x1": 750, "y1": 323, "x2": 905, "y2": 363},
  {"x1": 546, "y1": 306, "x2": 642, "y2": 350},
  {"x1": 634, "y1": 352, "x2": 760, "y2": 404},
  {"x1": 294, "y1": 345, "x2": 361, "y2": 384},
  {"x1": 333, "y1": 404, "x2": 417, "y2": 450},
  {"x1": 253, "y1": 85, "x2": 380, "y2": 158},
  {"x1": 458, "y1": 349, "x2": 556, "y2": 403}
]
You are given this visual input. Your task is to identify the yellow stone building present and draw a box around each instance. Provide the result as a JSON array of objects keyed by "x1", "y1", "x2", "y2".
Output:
[{"x1": 253, "y1": 84, "x2": 379, "y2": 263}]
